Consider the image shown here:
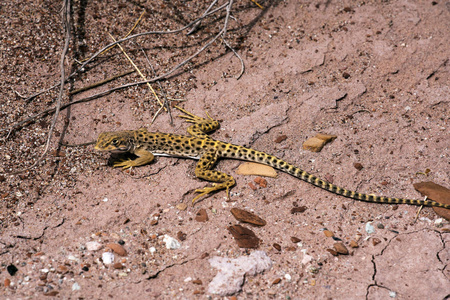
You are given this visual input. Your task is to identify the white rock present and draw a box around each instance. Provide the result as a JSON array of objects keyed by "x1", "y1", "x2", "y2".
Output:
[
  {"x1": 365, "y1": 222, "x2": 375, "y2": 234},
  {"x1": 72, "y1": 282, "x2": 81, "y2": 291},
  {"x1": 163, "y1": 235, "x2": 181, "y2": 250},
  {"x1": 208, "y1": 251, "x2": 272, "y2": 296},
  {"x1": 86, "y1": 241, "x2": 103, "y2": 251},
  {"x1": 102, "y1": 252, "x2": 114, "y2": 264}
]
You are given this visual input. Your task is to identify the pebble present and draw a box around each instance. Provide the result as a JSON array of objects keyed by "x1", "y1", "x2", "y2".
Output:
[
  {"x1": 303, "y1": 134, "x2": 336, "y2": 152},
  {"x1": 273, "y1": 243, "x2": 282, "y2": 251},
  {"x1": 72, "y1": 282, "x2": 81, "y2": 291},
  {"x1": 86, "y1": 241, "x2": 103, "y2": 251},
  {"x1": 176, "y1": 203, "x2": 187, "y2": 211},
  {"x1": 254, "y1": 177, "x2": 267, "y2": 188},
  {"x1": 323, "y1": 229, "x2": 334, "y2": 237},
  {"x1": 372, "y1": 238, "x2": 381, "y2": 246},
  {"x1": 195, "y1": 209, "x2": 209, "y2": 222},
  {"x1": 365, "y1": 222, "x2": 375, "y2": 234},
  {"x1": 106, "y1": 243, "x2": 127, "y2": 256},
  {"x1": 4, "y1": 278, "x2": 11, "y2": 287},
  {"x1": 236, "y1": 162, "x2": 278, "y2": 177},
  {"x1": 272, "y1": 278, "x2": 281, "y2": 284},
  {"x1": 326, "y1": 248, "x2": 338, "y2": 256},
  {"x1": 434, "y1": 218, "x2": 443, "y2": 228},
  {"x1": 301, "y1": 250, "x2": 313, "y2": 265},
  {"x1": 291, "y1": 206, "x2": 307, "y2": 214},
  {"x1": 353, "y1": 163, "x2": 364, "y2": 170},
  {"x1": 333, "y1": 242, "x2": 349, "y2": 255},
  {"x1": 163, "y1": 235, "x2": 181, "y2": 250},
  {"x1": 290, "y1": 236, "x2": 301, "y2": 243},
  {"x1": 56, "y1": 265, "x2": 68, "y2": 274},
  {"x1": 102, "y1": 252, "x2": 115, "y2": 264},
  {"x1": 349, "y1": 240, "x2": 359, "y2": 248},
  {"x1": 113, "y1": 262, "x2": 124, "y2": 269}
]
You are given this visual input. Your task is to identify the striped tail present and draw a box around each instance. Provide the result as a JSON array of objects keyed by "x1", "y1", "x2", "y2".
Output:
[{"x1": 255, "y1": 152, "x2": 450, "y2": 209}]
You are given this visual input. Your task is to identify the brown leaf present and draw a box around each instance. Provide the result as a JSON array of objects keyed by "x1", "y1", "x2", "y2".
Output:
[
  {"x1": 230, "y1": 208, "x2": 266, "y2": 226},
  {"x1": 413, "y1": 181, "x2": 450, "y2": 220},
  {"x1": 227, "y1": 225, "x2": 260, "y2": 248}
]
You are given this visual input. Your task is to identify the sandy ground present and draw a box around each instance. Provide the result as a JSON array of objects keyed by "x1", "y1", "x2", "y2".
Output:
[{"x1": 1, "y1": 0, "x2": 449, "y2": 299}]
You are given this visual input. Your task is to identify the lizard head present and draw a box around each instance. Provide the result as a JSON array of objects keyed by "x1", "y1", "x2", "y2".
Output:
[{"x1": 94, "y1": 131, "x2": 134, "y2": 153}]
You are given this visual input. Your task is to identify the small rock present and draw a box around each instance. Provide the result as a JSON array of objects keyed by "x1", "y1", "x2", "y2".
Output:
[
  {"x1": 291, "y1": 206, "x2": 307, "y2": 213},
  {"x1": 326, "y1": 248, "x2": 338, "y2": 256},
  {"x1": 106, "y1": 243, "x2": 127, "y2": 256},
  {"x1": 177, "y1": 231, "x2": 187, "y2": 241},
  {"x1": 7, "y1": 265, "x2": 18, "y2": 276},
  {"x1": 248, "y1": 182, "x2": 257, "y2": 190},
  {"x1": 434, "y1": 218, "x2": 443, "y2": 228},
  {"x1": 303, "y1": 134, "x2": 337, "y2": 152},
  {"x1": 4, "y1": 278, "x2": 11, "y2": 287},
  {"x1": 272, "y1": 243, "x2": 281, "y2": 251},
  {"x1": 113, "y1": 262, "x2": 124, "y2": 269},
  {"x1": 376, "y1": 223, "x2": 385, "y2": 229},
  {"x1": 291, "y1": 236, "x2": 301, "y2": 243},
  {"x1": 236, "y1": 162, "x2": 278, "y2": 177},
  {"x1": 274, "y1": 135, "x2": 287, "y2": 143},
  {"x1": 44, "y1": 291, "x2": 59, "y2": 297},
  {"x1": 86, "y1": 241, "x2": 102, "y2": 251},
  {"x1": 333, "y1": 242, "x2": 349, "y2": 255},
  {"x1": 56, "y1": 265, "x2": 68, "y2": 274},
  {"x1": 349, "y1": 240, "x2": 359, "y2": 248},
  {"x1": 272, "y1": 278, "x2": 281, "y2": 284},
  {"x1": 192, "y1": 279, "x2": 203, "y2": 285},
  {"x1": 323, "y1": 229, "x2": 334, "y2": 237},
  {"x1": 302, "y1": 137, "x2": 326, "y2": 152},
  {"x1": 102, "y1": 252, "x2": 114, "y2": 264},
  {"x1": 353, "y1": 163, "x2": 364, "y2": 171},
  {"x1": 195, "y1": 209, "x2": 209, "y2": 222},
  {"x1": 301, "y1": 250, "x2": 313, "y2": 265},
  {"x1": 71, "y1": 282, "x2": 81, "y2": 291},
  {"x1": 254, "y1": 177, "x2": 267, "y2": 188},
  {"x1": 372, "y1": 238, "x2": 381, "y2": 246},
  {"x1": 163, "y1": 235, "x2": 181, "y2": 250},
  {"x1": 365, "y1": 222, "x2": 375, "y2": 234},
  {"x1": 176, "y1": 203, "x2": 187, "y2": 211}
]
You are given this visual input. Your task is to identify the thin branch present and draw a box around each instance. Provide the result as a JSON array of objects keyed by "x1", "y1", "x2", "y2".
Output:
[
  {"x1": 108, "y1": 32, "x2": 164, "y2": 109},
  {"x1": 23, "y1": 1, "x2": 230, "y2": 103},
  {"x1": 69, "y1": 69, "x2": 135, "y2": 95}
]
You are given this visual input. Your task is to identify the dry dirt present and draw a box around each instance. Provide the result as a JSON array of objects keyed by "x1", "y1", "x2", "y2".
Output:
[{"x1": 1, "y1": 0, "x2": 449, "y2": 299}]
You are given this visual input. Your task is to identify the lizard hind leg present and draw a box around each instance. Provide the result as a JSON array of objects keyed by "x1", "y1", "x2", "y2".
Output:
[
  {"x1": 192, "y1": 149, "x2": 235, "y2": 204},
  {"x1": 175, "y1": 106, "x2": 220, "y2": 138}
]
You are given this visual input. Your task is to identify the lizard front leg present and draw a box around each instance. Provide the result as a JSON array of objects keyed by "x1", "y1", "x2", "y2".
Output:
[
  {"x1": 192, "y1": 149, "x2": 235, "y2": 204},
  {"x1": 113, "y1": 148, "x2": 155, "y2": 169}
]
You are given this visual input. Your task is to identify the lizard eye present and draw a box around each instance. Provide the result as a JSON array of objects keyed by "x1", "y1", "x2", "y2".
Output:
[{"x1": 111, "y1": 139, "x2": 119, "y2": 146}]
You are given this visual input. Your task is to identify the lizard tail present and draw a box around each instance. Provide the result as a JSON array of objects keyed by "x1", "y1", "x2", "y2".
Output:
[{"x1": 246, "y1": 150, "x2": 450, "y2": 209}]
